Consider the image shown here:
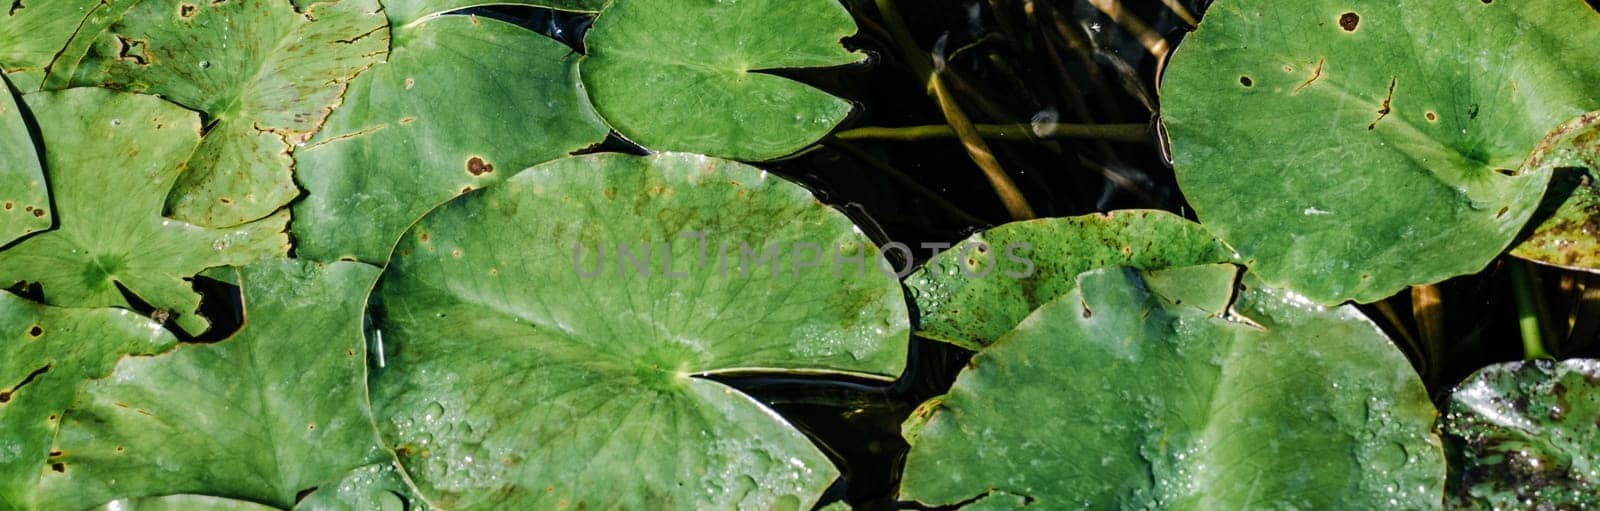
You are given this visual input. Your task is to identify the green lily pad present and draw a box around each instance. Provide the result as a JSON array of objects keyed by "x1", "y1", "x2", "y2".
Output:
[
  {"x1": 1162, "y1": 0, "x2": 1600, "y2": 304},
  {"x1": 0, "y1": 292, "x2": 175, "y2": 510},
  {"x1": 581, "y1": 0, "x2": 863, "y2": 160},
  {"x1": 368, "y1": 153, "x2": 908, "y2": 509},
  {"x1": 0, "y1": 0, "x2": 101, "y2": 91},
  {"x1": 1442, "y1": 359, "x2": 1600, "y2": 509},
  {"x1": 37, "y1": 259, "x2": 385, "y2": 510},
  {"x1": 0, "y1": 78, "x2": 48, "y2": 245},
  {"x1": 292, "y1": 14, "x2": 608, "y2": 263},
  {"x1": 904, "y1": 210, "x2": 1231, "y2": 351},
  {"x1": 49, "y1": 0, "x2": 388, "y2": 227},
  {"x1": 379, "y1": 0, "x2": 608, "y2": 25},
  {"x1": 90, "y1": 495, "x2": 281, "y2": 511},
  {"x1": 900, "y1": 264, "x2": 1444, "y2": 508},
  {"x1": 295, "y1": 462, "x2": 430, "y2": 511},
  {"x1": 1510, "y1": 111, "x2": 1600, "y2": 272},
  {"x1": 0, "y1": 88, "x2": 288, "y2": 336}
]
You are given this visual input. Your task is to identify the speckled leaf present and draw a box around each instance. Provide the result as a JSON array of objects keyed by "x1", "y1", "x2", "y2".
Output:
[
  {"x1": 50, "y1": 0, "x2": 388, "y2": 227},
  {"x1": 0, "y1": 292, "x2": 174, "y2": 511},
  {"x1": 0, "y1": 0, "x2": 101, "y2": 91},
  {"x1": 0, "y1": 79, "x2": 48, "y2": 245},
  {"x1": 1162, "y1": 0, "x2": 1600, "y2": 304},
  {"x1": 1442, "y1": 359, "x2": 1600, "y2": 509},
  {"x1": 0, "y1": 88, "x2": 288, "y2": 337},
  {"x1": 295, "y1": 462, "x2": 430, "y2": 511},
  {"x1": 1510, "y1": 112, "x2": 1600, "y2": 272},
  {"x1": 900, "y1": 265, "x2": 1444, "y2": 509},
  {"x1": 904, "y1": 210, "x2": 1230, "y2": 351},
  {"x1": 36, "y1": 260, "x2": 386, "y2": 510},
  {"x1": 89, "y1": 495, "x2": 281, "y2": 511},
  {"x1": 292, "y1": 14, "x2": 608, "y2": 263},
  {"x1": 581, "y1": 0, "x2": 864, "y2": 160},
  {"x1": 368, "y1": 153, "x2": 908, "y2": 509},
  {"x1": 377, "y1": 0, "x2": 609, "y2": 25}
]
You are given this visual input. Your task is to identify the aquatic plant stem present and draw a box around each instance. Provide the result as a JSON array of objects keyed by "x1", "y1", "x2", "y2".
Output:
[
  {"x1": 873, "y1": 0, "x2": 1037, "y2": 220},
  {"x1": 835, "y1": 123, "x2": 1149, "y2": 143},
  {"x1": 1508, "y1": 260, "x2": 1553, "y2": 360},
  {"x1": 1410, "y1": 284, "x2": 1444, "y2": 382},
  {"x1": 1086, "y1": 0, "x2": 1170, "y2": 59}
]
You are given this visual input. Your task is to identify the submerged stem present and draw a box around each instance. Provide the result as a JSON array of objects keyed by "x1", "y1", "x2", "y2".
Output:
[
  {"x1": 1508, "y1": 260, "x2": 1553, "y2": 360},
  {"x1": 835, "y1": 123, "x2": 1149, "y2": 143}
]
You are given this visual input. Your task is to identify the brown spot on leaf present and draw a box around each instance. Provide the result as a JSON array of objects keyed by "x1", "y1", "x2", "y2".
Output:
[
  {"x1": 419, "y1": 232, "x2": 430, "y2": 243},
  {"x1": 219, "y1": 197, "x2": 233, "y2": 205},
  {"x1": 8, "y1": 0, "x2": 21, "y2": 16},
  {"x1": 603, "y1": 188, "x2": 616, "y2": 200},
  {"x1": 28, "y1": 325, "x2": 41, "y2": 337},
  {"x1": 3, "y1": 202, "x2": 11, "y2": 210},
  {"x1": 30, "y1": 208, "x2": 42, "y2": 217},
  {"x1": 404, "y1": 78, "x2": 415, "y2": 90},
  {"x1": 1425, "y1": 111, "x2": 1437, "y2": 121},
  {"x1": 466, "y1": 157, "x2": 494, "y2": 176},
  {"x1": 1338, "y1": 12, "x2": 1359, "y2": 31},
  {"x1": 1368, "y1": 77, "x2": 1396, "y2": 130},
  {"x1": 399, "y1": 116, "x2": 416, "y2": 125},
  {"x1": 0, "y1": 391, "x2": 9, "y2": 403},
  {"x1": 1239, "y1": 76, "x2": 1253, "y2": 87},
  {"x1": 114, "y1": 446, "x2": 124, "y2": 453},
  {"x1": 178, "y1": 3, "x2": 195, "y2": 18},
  {"x1": 50, "y1": 463, "x2": 63, "y2": 473},
  {"x1": 114, "y1": 35, "x2": 152, "y2": 65},
  {"x1": 1293, "y1": 57, "x2": 1326, "y2": 95}
]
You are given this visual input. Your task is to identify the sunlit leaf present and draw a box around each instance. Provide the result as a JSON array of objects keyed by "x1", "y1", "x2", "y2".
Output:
[
  {"x1": 368, "y1": 153, "x2": 908, "y2": 509},
  {"x1": 0, "y1": 77, "x2": 48, "y2": 245},
  {"x1": 901, "y1": 265, "x2": 1444, "y2": 509}
]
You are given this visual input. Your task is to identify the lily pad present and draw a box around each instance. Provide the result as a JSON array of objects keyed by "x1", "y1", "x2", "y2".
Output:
[
  {"x1": 378, "y1": 0, "x2": 609, "y2": 25},
  {"x1": 1161, "y1": 0, "x2": 1600, "y2": 304},
  {"x1": 50, "y1": 0, "x2": 388, "y2": 227},
  {"x1": 0, "y1": 292, "x2": 175, "y2": 511},
  {"x1": 0, "y1": 78, "x2": 48, "y2": 245},
  {"x1": 90, "y1": 495, "x2": 281, "y2": 511},
  {"x1": 900, "y1": 264, "x2": 1444, "y2": 509},
  {"x1": 37, "y1": 260, "x2": 386, "y2": 510},
  {"x1": 904, "y1": 210, "x2": 1231, "y2": 351},
  {"x1": 1510, "y1": 111, "x2": 1600, "y2": 272},
  {"x1": 581, "y1": 0, "x2": 864, "y2": 160},
  {"x1": 295, "y1": 462, "x2": 430, "y2": 511},
  {"x1": 1441, "y1": 359, "x2": 1600, "y2": 509},
  {"x1": 0, "y1": 88, "x2": 288, "y2": 337},
  {"x1": 292, "y1": 14, "x2": 608, "y2": 263},
  {"x1": 367, "y1": 153, "x2": 908, "y2": 509},
  {"x1": 0, "y1": 0, "x2": 100, "y2": 91}
]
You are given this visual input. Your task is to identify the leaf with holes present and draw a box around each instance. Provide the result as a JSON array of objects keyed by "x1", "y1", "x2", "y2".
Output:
[
  {"x1": 0, "y1": 77, "x2": 48, "y2": 245},
  {"x1": 292, "y1": 13, "x2": 608, "y2": 263},
  {"x1": 904, "y1": 210, "x2": 1231, "y2": 351},
  {"x1": 0, "y1": 292, "x2": 174, "y2": 511},
  {"x1": 0, "y1": 0, "x2": 103, "y2": 91},
  {"x1": 368, "y1": 153, "x2": 908, "y2": 509},
  {"x1": 900, "y1": 264, "x2": 1444, "y2": 509},
  {"x1": 582, "y1": 0, "x2": 863, "y2": 160},
  {"x1": 36, "y1": 260, "x2": 386, "y2": 510},
  {"x1": 1442, "y1": 359, "x2": 1600, "y2": 509},
  {"x1": 47, "y1": 0, "x2": 388, "y2": 227},
  {"x1": 1509, "y1": 112, "x2": 1600, "y2": 272},
  {"x1": 1162, "y1": 0, "x2": 1600, "y2": 304},
  {"x1": 0, "y1": 88, "x2": 288, "y2": 336}
]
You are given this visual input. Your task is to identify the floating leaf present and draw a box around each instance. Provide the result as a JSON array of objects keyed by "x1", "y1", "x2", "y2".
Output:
[
  {"x1": 0, "y1": 0, "x2": 101, "y2": 91},
  {"x1": 1442, "y1": 359, "x2": 1600, "y2": 509},
  {"x1": 90, "y1": 495, "x2": 280, "y2": 511},
  {"x1": 38, "y1": 260, "x2": 386, "y2": 510},
  {"x1": 0, "y1": 292, "x2": 174, "y2": 510},
  {"x1": 1510, "y1": 112, "x2": 1600, "y2": 272},
  {"x1": 378, "y1": 0, "x2": 608, "y2": 25},
  {"x1": 368, "y1": 153, "x2": 908, "y2": 509},
  {"x1": 292, "y1": 14, "x2": 607, "y2": 263},
  {"x1": 581, "y1": 0, "x2": 863, "y2": 160},
  {"x1": 295, "y1": 462, "x2": 430, "y2": 511},
  {"x1": 0, "y1": 78, "x2": 48, "y2": 245},
  {"x1": 50, "y1": 0, "x2": 388, "y2": 227},
  {"x1": 904, "y1": 210, "x2": 1230, "y2": 351},
  {"x1": 900, "y1": 265, "x2": 1444, "y2": 508},
  {"x1": 0, "y1": 88, "x2": 288, "y2": 336},
  {"x1": 1162, "y1": 0, "x2": 1600, "y2": 304}
]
